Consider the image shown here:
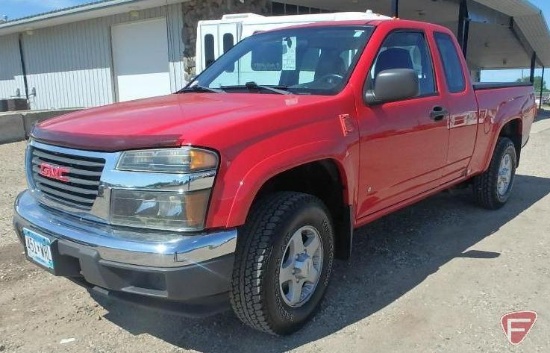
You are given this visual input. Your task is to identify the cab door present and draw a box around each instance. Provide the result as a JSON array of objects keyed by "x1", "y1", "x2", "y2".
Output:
[
  {"x1": 355, "y1": 31, "x2": 449, "y2": 219},
  {"x1": 432, "y1": 31, "x2": 479, "y2": 183}
]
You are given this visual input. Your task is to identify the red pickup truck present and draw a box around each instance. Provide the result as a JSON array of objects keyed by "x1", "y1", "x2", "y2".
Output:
[{"x1": 13, "y1": 19, "x2": 535, "y2": 335}]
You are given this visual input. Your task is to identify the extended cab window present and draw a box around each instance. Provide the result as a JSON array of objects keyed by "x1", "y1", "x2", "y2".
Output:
[
  {"x1": 434, "y1": 32, "x2": 466, "y2": 93},
  {"x1": 370, "y1": 31, "x2": 436, "y2": 96},
  {"x1": 191, "y1": 26, "x2": 374, "y2": 95}
]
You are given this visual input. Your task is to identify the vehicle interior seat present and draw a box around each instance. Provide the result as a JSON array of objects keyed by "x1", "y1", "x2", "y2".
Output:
[
  {"x1": 374, "y1": 47, "x2": 414, "y2": 77},
  {"x1": 373, "y1": 47, "x2": 428, "y2": 93},
  {"x1": 314, "y1": 50, "x2": 347, "y2": 81}
]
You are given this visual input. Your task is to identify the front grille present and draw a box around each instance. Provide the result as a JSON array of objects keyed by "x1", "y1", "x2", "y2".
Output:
[{"x1": 30, "y1": 146, "x2": 105, "y2": 210}]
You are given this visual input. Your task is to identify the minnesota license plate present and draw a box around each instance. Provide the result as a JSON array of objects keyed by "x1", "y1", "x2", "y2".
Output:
[{"x1": 23, "y1": 228, "x2": 54, "y2": 270}]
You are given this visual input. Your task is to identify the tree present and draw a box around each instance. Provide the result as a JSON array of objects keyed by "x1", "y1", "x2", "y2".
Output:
[{"x1": 516, "y1": 76, "x2": 547, "y2": 92}]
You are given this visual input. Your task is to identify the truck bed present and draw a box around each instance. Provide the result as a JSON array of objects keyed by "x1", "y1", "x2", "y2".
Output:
[
  {"x1": 473, "y1": 82, "x2": 533, "y2": 90},
  {"x1": 468, "y1": 83, "x2": 536, "y2": 173}
]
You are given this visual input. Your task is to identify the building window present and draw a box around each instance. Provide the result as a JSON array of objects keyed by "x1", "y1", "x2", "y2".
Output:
[
  {"x1": 285, "y1": 4, "x2": 298, "y2": 15},
  {"x1": 298, "y1": 6, "x2": 310, "y2": 14},
  {"x1": 271, "y1": 2, "x2": 331, "y2": 16},
  {"x1": 204, "y1": 34, "x2": 215, "y2": 67},
  {"x1": 272, "y1": 2, "x2": 285, "y2": 15}
]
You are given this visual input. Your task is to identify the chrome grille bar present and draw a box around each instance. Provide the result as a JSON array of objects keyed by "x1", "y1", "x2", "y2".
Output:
[
  {"x1": 33, "y1": 149, "x2": 105, "y2": 167},
  {"x1": 30, "y1": 146, "x2": 105, "y2": 210}
]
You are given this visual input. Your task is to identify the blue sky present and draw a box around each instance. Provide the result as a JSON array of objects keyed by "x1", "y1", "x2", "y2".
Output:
[
  {"x1": 1, "y1": 0, "x2": 549, "y2": 82},
  {"x1": 0, "y1": 0, "x2": 92, "y2": 19},
  {"x1": 480, "y1": 0, "x2": 550, "y2": 82}
]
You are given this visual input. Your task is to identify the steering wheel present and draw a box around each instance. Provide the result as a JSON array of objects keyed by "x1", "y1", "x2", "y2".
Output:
[{"x1": 316, "y1": 74, "x2": 344, "y2": 85}]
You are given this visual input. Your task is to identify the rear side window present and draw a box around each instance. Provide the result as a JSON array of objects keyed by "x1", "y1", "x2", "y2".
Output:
[{"x1": 434, "y1": 32, "x2": 466, "y2": 93}]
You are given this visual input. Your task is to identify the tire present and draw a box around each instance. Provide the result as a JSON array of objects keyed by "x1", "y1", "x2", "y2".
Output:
[
  {"x1": 230, "y1": 192, "x2": 334, "y2": 335},
  {"x1": 473, "y1": 137, "x2": 517, "y2": 209}
]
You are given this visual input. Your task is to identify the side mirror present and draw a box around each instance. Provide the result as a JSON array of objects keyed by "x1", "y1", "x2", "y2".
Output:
[{"x1": 364, "y1": 68, "x2": 419, "y2": 105}]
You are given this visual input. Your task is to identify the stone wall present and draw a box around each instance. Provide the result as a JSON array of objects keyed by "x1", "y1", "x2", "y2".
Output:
[{"x1": 182, "y1": 0, "x2": 271, "y2": 80}]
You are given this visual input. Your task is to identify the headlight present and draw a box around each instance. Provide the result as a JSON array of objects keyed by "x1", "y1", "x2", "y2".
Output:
[
  {"x1": 117, "y1": 147, "x2": 218, "y2": 173},
  {"x1": 112, "y1": 147, "x2": 218, "y2": 231},
  {"x1": 111, "y1": 189, "x2": 211, "y2": 231}
]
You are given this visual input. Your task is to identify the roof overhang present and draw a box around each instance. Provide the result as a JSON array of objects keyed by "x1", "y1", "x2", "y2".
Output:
[
  {"x1": 280, "y1": 0, "x2": 550, "y2": 69},
  {"x1": 0, "y1": 0, "x2": 187, "y2": 36},
  {"x1": 1, "y1": 0, "x2": 548, "y2": 69}
]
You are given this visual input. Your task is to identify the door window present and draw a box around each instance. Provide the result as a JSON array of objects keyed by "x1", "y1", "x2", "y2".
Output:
[{"x1": 370, "y1": 31, "x2": 436, "y2": 96}]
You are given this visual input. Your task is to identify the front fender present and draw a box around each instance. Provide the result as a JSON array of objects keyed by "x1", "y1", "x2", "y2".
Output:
[
  {"x1": 230, "y1": 141, "x2": 356, "y2": 227},
  {"x1": 206, "y1": 137, "x2": 359, "y2": 229}
]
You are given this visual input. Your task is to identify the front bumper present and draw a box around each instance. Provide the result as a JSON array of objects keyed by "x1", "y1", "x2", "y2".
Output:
[{"x1": 13, "y1": 190, "x2": 237, "y2": 315}]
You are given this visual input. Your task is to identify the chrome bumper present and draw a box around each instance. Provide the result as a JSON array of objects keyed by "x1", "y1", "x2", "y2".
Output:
[{"x1": 13, "y1": 190, "x2": 237, "y2": 268}]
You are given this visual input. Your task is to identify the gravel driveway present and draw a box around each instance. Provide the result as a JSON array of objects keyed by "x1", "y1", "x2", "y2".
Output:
[{"x1": 1, "y1": 117, "x2": 550, "y2": 353}]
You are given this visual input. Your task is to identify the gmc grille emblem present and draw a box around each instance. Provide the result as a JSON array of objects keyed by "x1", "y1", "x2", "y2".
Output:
[{"x1": 39, "y1": 163, "x2": 70, "y2": 182}]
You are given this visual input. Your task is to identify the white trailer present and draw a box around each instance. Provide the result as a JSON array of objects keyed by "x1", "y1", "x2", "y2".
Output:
[{"x1": 195, "y1": 10, "x2": 391, "y2": 74}]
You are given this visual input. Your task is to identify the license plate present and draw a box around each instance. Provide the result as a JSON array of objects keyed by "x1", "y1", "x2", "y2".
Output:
[{"x1": 23, "y1": 228, "x2": 54, "y2": 270}]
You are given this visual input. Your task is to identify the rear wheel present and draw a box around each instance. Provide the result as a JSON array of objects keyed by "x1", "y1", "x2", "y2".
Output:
[
  {"x1": 230, "y1": 192, "x2": 334, "y2": 335},
  {"x1": 473, "y1": 137, "x2": 517, "y2": 209}
]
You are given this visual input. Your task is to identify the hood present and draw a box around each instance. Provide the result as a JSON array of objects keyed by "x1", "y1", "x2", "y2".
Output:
[{"x1": 32, "y1": 93, "x2": 319, "y2": 151}]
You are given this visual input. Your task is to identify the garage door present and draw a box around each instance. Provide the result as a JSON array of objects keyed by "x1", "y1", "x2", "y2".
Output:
[{"x1": 111, "y1": 18, "x2": 171, "y2": 102}]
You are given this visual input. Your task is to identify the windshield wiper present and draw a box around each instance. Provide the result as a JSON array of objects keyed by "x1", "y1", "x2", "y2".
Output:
[
  {"x1": 221, "y1": 82, "x2": 292, "y2": 95},
  {"x1": 178, "y1": 85, "x2": 225, "y2": 94}
]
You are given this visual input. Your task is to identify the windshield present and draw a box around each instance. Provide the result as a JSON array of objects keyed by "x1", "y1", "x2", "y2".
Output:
[{"x1": 188, "y1": 26, "x2": 374, "y2": 95}]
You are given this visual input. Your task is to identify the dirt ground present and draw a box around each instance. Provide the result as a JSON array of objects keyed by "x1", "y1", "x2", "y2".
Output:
[{"x1": 1, "y1": 117, "x2": 550, "y2": 353}]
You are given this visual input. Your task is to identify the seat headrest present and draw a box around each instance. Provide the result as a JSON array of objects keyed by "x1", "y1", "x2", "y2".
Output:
[{"x1": 374, "y1": 48, "x2": 413, "y2": 77}]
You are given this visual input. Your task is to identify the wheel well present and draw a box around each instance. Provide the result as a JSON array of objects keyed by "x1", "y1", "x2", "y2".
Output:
[
  {"x1": 253, "y1": 160, "x2": 352, "y2": 260},
  {"x1": 499, "y1": 119, "x2": 522, "y2": 166}
]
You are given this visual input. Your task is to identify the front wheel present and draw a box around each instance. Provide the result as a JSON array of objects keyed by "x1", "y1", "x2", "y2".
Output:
[
  {"x1": 230, "y1": 192, "x2": 334, "y2": 335},
  {"x1": 473, "y1": 137, "x2": 517, "y2": 209}
]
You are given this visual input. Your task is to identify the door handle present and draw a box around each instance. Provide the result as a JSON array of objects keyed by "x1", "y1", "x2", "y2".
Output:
[{"x1": 430, "y1": 106, "x2": 448, "y2": 121}]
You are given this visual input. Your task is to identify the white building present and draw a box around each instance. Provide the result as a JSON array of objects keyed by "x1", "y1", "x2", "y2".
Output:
[
  {"x1": 0, "y1": 1, "x2": 192, "y2": 110},
  {"x1": 0, "y1": 0, "x2": 549, "y2": 110}
]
